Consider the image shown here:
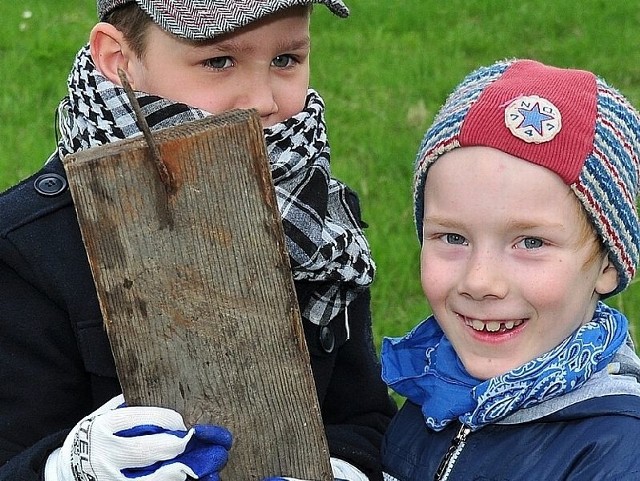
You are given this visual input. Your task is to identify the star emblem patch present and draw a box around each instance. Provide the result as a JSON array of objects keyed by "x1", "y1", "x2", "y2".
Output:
[{"x1": 504, "y1": 95, "x2": 562, "y2": 143}]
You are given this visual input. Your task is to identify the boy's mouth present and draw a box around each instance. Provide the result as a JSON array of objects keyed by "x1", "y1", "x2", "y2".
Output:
[{"x1": 463, "y1": 317, "x2": 525, "y2": 333}]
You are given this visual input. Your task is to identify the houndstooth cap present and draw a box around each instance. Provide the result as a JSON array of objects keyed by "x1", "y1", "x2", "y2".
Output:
[{"x1": 97, "y1": 0, "x2": 349, "y2": 39}]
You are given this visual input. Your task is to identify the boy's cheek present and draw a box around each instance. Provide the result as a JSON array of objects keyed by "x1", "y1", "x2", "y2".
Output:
[{"x1": 420, "y1": 257, "x2": 446, "y2": 302}]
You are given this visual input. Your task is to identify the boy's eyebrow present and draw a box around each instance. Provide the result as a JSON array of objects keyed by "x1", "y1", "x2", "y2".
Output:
[
  {"x1": 276, "y1": 36, "x2": 311, "y2": 52},
  {"x1": 423, "y1": 216, "x2": 464, "y2": 229},
  {"x1": 424, "y1": 216, "x2": 565, "y2": 231},
  {"x1": 193, "y1": 35, "x2": 310, "y2": 54},
  {"x1": 504, "y1": 219, "x2": 565, "y2": 231}
]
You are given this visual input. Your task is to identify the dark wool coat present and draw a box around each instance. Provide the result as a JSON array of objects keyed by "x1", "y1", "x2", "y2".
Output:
[{"x1": 0, "y1": 156, "x2": 397, "y2": 481}]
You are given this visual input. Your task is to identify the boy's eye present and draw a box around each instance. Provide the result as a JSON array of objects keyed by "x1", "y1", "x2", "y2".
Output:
[
  {"x1": 203, "y1": 56, "x2": 233, "y2": 70},
  {"x1": 272, "y1": 54, "x2": 297, "y2": 68},
  {"x1": 443, "y1": 233, "x2": 467, "y2": 245},
  {"x1": 517, "y1": 237, "x2": 544, "y2": 249}
]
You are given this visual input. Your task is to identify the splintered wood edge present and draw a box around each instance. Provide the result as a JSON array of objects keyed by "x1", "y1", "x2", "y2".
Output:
[{"x1": 62, "y1": 108, "x2": 262, "y2": 165}]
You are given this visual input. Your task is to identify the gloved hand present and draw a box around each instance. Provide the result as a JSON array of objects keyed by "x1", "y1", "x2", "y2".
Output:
[
  {"x1": 261, "y1": 457, "x2": 368, "y2": 481},
  {"x1": 262, "y1": 476, "x2": 349, "y2": 481},
  {"x1": 45, "y1": 394, "x2": 233, "y2": 481},
  {"x1": 262, "y1": 478, "x2": 347, "y2": 481}
]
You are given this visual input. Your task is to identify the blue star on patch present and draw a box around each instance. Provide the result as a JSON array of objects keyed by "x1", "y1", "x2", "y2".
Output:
[
  {"x1": 504, "y1": 95, "x2": 562, "y2": 144},
  {"x1": 518, "y1": 103, "x2": 554, "y2": 135}
]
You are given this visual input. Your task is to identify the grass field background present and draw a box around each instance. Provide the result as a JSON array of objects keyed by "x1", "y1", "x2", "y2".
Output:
[{"x1": 1, "y1": 1, "x2": 640, "y2": 347}]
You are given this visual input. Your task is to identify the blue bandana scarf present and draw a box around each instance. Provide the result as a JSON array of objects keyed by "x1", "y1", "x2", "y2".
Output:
[{"x1": 381, "y1": 301, "x2": 629, "y2": 431}]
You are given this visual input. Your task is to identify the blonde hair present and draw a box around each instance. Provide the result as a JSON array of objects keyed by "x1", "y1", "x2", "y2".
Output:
[{"x1": 571, "y1": 191, "x2": 608, "y2": 269}]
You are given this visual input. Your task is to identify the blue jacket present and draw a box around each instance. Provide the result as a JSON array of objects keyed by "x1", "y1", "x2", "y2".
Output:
[{"x1": 382, "y1": 345, "x2": 640, "y2": 480}]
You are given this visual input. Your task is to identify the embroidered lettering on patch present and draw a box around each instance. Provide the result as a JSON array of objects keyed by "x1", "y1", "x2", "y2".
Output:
[{"x1": 504, "y1": 95, "x2": 562, "y2": 144}]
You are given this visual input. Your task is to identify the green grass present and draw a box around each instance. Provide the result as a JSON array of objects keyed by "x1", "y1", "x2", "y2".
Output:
[{"x1": 2, "y1": 0, "x2": 640, "y2": 347}]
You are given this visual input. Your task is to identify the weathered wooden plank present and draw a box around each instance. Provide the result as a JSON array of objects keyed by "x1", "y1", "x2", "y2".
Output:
[{"x1": 62, "y1": 109, "x2": 332, "y2": 480}]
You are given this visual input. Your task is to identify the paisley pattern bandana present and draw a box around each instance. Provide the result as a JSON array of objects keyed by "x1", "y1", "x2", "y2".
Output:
[
  {"x1": 381, "y1": 301, "x2": 629, "y2": 431},
  {"x1": 55, "y1": 45, "x2": 375, "y2": 326}
]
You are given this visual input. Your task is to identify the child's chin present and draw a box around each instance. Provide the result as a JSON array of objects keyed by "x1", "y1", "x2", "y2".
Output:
[{"x1": 463, "y1": 357, "x2": 524, "y2": 381}]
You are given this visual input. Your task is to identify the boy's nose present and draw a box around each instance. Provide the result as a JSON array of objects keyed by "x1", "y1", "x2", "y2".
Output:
[
  {"x1": 458, "y1": 249, "x2": 508, "y2": 300},
  {"x1": 236, "y1": 79, "x2": 279, "y2": 125}
]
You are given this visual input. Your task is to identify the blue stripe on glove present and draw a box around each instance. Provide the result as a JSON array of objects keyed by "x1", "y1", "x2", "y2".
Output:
[{"x1": 116, "y1": 424, "x2": 233, "y2": 479}]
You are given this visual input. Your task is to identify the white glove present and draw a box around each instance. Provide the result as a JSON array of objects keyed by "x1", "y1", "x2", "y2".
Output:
[
  {"x1": 262, "y1": 457, "x2": 369, "y2": 481},
  {"x1": 45, "y1": 394, "x2": 232, "y2": 481}
]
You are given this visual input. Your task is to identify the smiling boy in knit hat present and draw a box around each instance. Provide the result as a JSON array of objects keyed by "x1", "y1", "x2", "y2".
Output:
[
  {"x1": 380, "y1": 59, "x2": 640, "y2": 480},
  {"x1": 0, "y1": 1, "x2": 397, "y2": 480}
]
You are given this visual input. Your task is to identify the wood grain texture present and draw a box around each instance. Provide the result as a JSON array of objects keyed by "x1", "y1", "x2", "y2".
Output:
[{"x1": 63, "y1": 109, "x2": 332, "y2": 480}]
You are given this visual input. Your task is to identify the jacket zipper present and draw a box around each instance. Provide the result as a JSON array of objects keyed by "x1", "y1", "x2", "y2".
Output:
[{"x1": 434, "y1": 423, "x2": 472, "y2": 481}]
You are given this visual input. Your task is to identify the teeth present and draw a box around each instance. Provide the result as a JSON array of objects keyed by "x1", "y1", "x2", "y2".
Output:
[
  {"x1": 466, "y1": 317, "x2": 524, "y2": 332},
  {"x1": 485, "y1": 321, "x2": 501, "y2": 332}
]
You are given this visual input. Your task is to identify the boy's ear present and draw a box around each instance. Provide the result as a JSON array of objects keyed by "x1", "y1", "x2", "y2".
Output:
[
  {"x1": 595, "y1": 255, "x2": 619, "y2": 296},
  {"x1": 89, "y1": 22, "x2": 133, "y2": 86}
]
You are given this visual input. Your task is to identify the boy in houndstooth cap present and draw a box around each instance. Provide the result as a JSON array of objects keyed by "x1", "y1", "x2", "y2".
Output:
[
  {"x1": 0, "y1": 2, "x2": 396, "y2": 480},
  {"x1": 380, "y1": 59, "x2": 640, "y2": 480}
]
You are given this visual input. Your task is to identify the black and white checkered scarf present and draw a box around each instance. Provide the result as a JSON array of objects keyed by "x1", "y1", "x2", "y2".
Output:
[{"x1": 56, "y1": 45, "x2": 375, "y2": 326}]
